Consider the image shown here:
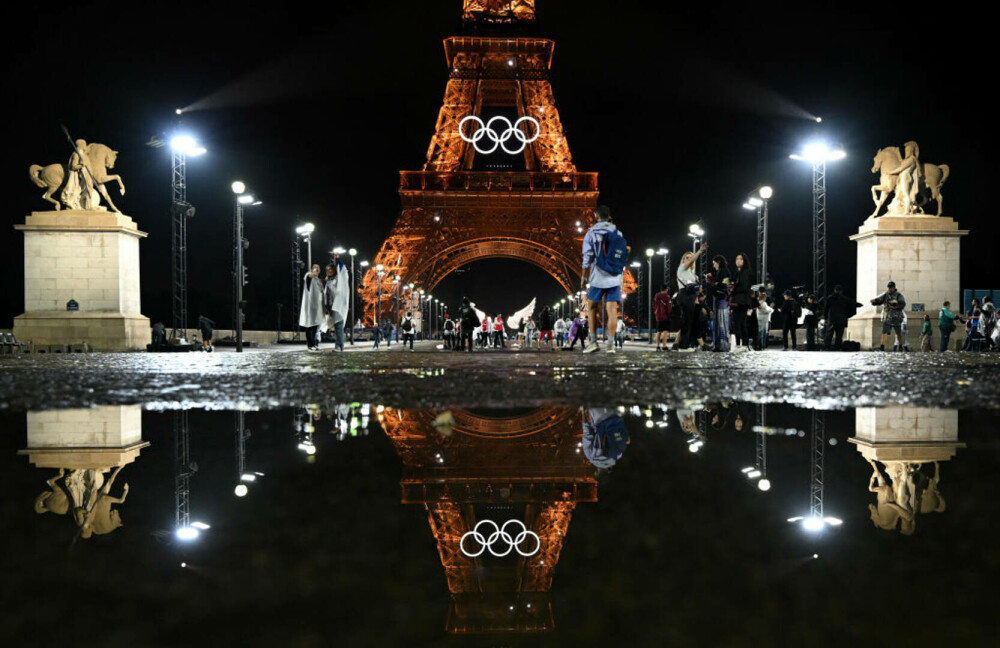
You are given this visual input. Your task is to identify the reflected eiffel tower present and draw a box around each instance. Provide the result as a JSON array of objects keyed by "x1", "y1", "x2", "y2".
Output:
[{"x1": 379, "y1": 406, "x2": 596, "y2": 634}]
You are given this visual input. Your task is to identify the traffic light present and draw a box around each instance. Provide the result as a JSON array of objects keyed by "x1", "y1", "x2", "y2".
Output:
[{"x1": 241, "y1": 265, "x2": 249, "y2": 286}]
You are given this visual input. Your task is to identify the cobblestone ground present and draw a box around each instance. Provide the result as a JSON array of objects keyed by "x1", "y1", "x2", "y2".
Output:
[{"x1": 1, "y1": 342, "x2": 998, "y2": 411}]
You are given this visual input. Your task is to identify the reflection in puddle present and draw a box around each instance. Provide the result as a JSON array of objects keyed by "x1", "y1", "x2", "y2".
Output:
[{"x1": 3, "y1": 401, "x2": 995, "y2": 642}]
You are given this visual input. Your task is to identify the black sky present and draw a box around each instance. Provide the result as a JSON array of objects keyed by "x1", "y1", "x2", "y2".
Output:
[{"x1": 3, "y1": 1, "x2": 988, "y2": 331}]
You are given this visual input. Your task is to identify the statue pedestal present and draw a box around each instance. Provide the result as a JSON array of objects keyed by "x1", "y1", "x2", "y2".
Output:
[
  {"x1": 18, "y1": 405, "x2": 148, "y2": 469},
  {"x1": 848, "y1": 407, "x2": 964, "y2": 463},
  {"x1": 846, "y1": 215, "x2": 968, "y2": 350},
  {"x1": 12, "y1": 211, "x2": 151, "y2": 351}
]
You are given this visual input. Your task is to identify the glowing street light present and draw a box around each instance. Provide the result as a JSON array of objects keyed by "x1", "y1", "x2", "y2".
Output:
[
  {"x1": 742, "y1": 187, "x2": 773, "y2": 286},
  {"x1": 231, "y1": 181, "x2": 246, "y2": 195},
  {"x1": 791, "y1": 140, "x2": 845, "y2": 302}
]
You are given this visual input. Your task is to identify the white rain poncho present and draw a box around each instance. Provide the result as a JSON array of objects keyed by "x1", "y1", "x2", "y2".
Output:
[
  {"x1": 325, "y1": 263, "x2": 350, "y2": 326},
  {"x1": 299, "y1": 273, "x2": 325, "y2": 329}
]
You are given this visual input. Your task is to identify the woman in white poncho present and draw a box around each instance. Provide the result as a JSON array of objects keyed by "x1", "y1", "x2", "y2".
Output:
[
  {"x1": 299, "y1": 263, "x2": 325, "y2": 351},
  {"x1": 324, "y1": 259, "x2": 350, "y2": 352}
]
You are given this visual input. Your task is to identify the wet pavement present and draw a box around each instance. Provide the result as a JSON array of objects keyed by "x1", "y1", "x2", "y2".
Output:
[{"x1": 1, "y1": 343, "x2": 998, "y2": 411}]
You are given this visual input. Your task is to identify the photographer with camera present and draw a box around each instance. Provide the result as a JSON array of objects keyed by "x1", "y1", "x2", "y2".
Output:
[{"x1": 870, "y1": 281, "x2": 907, "y2": 351}]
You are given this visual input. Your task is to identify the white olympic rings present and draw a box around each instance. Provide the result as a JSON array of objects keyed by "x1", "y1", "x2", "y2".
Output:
[
  {"x1": 460, "y1": 519, "x2": 541, "y2": 558},
  {"x1": 459, "y1": 115, "x2": 541, "y2": 155}
]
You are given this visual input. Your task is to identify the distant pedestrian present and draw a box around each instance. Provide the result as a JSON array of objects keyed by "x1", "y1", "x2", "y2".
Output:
[
  {"x1": 443, "y1": 315, "x2": 456, "y2": 349},
  {"x1": 526, "y1": 316, "x2": 537, "y2": 347},
  {"x1": 780, "y1": 290, "x2": 800, "y2": 350},
  {"x1": 938, "y1": 301, "x2": 960, "y2": 352},
  {"x1": 870, "y1": 281, "x2": 906, "y2": 351},
  {"x1": 962, "y1": 298, "x2": 984, "y2": 351},
  {"x1": 400, "y1": 312, "x2": 416, "y2": 350},
  {"x1": 372, "y1": 323, "x2": 382, "y2": 349},
  {"x1": 755, "y1": 293, "x2": 773, "y2": 350},
  {"x1": 581, "y1": 205, "x2": 627, "y2": 354},
  {"x1": 708, "y1": 255, "x2": 731, "y2": 351},
  {"x1": 458, "y1": 297, "x2": 478, "y2": 352},
  {"x1": 920, "y1": 314, "x2": 933, "y2": 351},
  {"x1": 492, "y1": 314, "x2": 506, "y2": 348},
  {"x1": 299, "y1": 263, "x2": 325, "y2": 351},
  {"x1": 730, "y1": 253, "x2": 753, "y2": 350},
  {"x1": 198, "y1": 315, "x2": 215, "y2": 352},
  {"x1": 653, "y1": 283, "x2": 673, "y2": 351},
  {"x1": 538, "y1": 306, "x2": 555, "y2": 350},
  {"x1": 823, "y1": 285, "x2": 861, "y2": 350},
  {"x1": 566, "y1": 312, "x2": 587, "y2": 350},
  {"x1": 554, "y1": 315, "x2": 568, "y2": 348},
  {"x1": 615, "y1": 317, "x2": 625, "y2": 349}
]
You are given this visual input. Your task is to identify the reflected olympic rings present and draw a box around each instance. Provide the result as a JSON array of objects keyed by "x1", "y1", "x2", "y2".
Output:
[
  {"x1": 460, "y1": 519, "x2": 541, "y2": 557},
  {"x1": 459, "y1": 115, "x2": 541, "y2": 155}
]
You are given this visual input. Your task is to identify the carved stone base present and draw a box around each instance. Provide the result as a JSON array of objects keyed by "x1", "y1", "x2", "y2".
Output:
[
  {"x1": 846, "y1": 214, "x2": 967, "y2": 350},
  {"x1": 12, "y1": 211, "x2": 150, "y2": 350}
]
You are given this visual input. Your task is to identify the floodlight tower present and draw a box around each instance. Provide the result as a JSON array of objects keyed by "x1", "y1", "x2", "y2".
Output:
[
  {"x1": 791, "y1": 142, "x2": 845, "y2": 303},
  {"x1": 174, "y1": 411, "x2": 193, "y2": 534},
  {"x1": 810, "y1": 411, "x2": 826, "y2": 520},
  {"x1": 231, "y1": 182, "x2": 260, "y2": 352},
  {"x1": 742, "y1": 186, "x2": 772, "y2": 286}
]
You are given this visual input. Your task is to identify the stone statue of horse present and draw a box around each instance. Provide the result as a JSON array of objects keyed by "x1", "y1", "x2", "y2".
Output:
[
  {"x1": 870, "y1": 146, "x2": 949, "y2": 217},
  {"x1": 29, "y1": 142, "x2": 125, "y2": 213}
]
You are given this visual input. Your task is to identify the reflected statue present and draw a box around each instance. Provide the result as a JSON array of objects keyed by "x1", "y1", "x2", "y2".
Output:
[
  {"x1": 851, "y1": 407, "x2": 960, "y2": 535},
  {"x1": 20, "y1": 406, "x2": 147, "y2": 540}
]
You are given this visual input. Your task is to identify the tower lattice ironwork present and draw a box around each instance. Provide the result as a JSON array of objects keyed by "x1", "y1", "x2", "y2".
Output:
[
  {"x1": 378, "y1": 404, "x2": 597, "y2": 634},
  {"x1": 362, "y1": 3, "x2": 634, "y2": 323}
]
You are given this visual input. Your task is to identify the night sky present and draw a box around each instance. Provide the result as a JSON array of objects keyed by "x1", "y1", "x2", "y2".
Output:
[{"x1": 3, "y1": 1, "x2": 987, "y2": 331}]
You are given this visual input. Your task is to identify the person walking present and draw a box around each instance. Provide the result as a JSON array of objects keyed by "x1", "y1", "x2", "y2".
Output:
[
  {"x1": 443, "y1": 314, "x2": 455, "y2": 349},
  {"x1": 823, "y1": 285, "x2": 861, "y2": 350},
  {"x1": 400, "y1": 312, "x2": 416, "y2": 350},
  {"x1": 870, "y1": 281, "x2": 906, "y2": 351},
  {"x1": 479, "y1": 315, "x2": 490, "y2": 348},
  {"x1": 492, "y1": 314, "x2": 506, "y2": 348},
  {"x1": 653, "y1": 283, "x2": 673, "y2": 351},
  {"x1": 299, "y1": 263, "x2": 325, "y2": 351},
  {"x1": 538, "y1": 306, "x2": 555, "y2": 351},
  {"x1": 581, "y1": 205, "x2": 628, "y2": 354},
  {"x1": 526, "y1": 316, "x2": 537, "y2": 347},
  {"x1": 920, "y1": 314, "x2": 933, "y2": 351},
  {"x1": 780, "y1": 290, "x2": 800, "y2": 350},
  {"x1": 372, "y1": 322, "x2": 382, "y2": 349},
  {"x1": 754, "y1": 292, "x2": 773, "y2": 350},
  {"x1": 554, "y1": 314, "x2": 567, "y2": 348},
  {"x1": 324, "y1": 259, "x2": 349, "y2": 352},
  {"x1": 675, "y1": 243, "x2": 708, "y2": 351},
  {"x1": 458, "y1": 297, "x2": 478, "y2": 352},
  {"x1": 730, "y1": 253, "x2": 753, "y2": 351},
  {"x1": 615, "y1": 317, "x2": 626, "y2": 349},
  {"x1": 938, "y1": 301, "x2": 961, "y2": 352}
]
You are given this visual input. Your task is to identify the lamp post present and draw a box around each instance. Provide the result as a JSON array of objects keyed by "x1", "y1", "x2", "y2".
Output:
[
  {"x1": 393, "y1": 276, "x2": 401, "y2": 325},
  {"x1": 630, "y1": 261, "x2": 642, "y2": 333},
  {"x1": 232, "y1": 181, "x2": 260, "y2": 353},
  {"x1": 348, "y1": 249, "x2": 357, "y2": 344},
  {"x1": 296, "y1": 223, "x2": 315, "y2": 270},
  {"x1": 375, "y1": 264, "x2": 385, "y2": 329},
  {"x1": 656, "y1": 248, "x2": 670, "y2": 291},
  {"x1": 359, "y1": 260, "x2": 369, "y2": 328},
  {"x1": 743, "y1": 186, "x2": 773, "y2": 287},
  {"x1": 687, "y1": 223, "x2": 706, "y2": 277},
  {"x1": 157, "y1": 134, "x2": 205, "y2": 341},
  {"x1": 791, "y1": 141, "x2": 845, "y2": 303},
  {"x1": 645, "y1": 248, "x2": 654, "y2": 343}
]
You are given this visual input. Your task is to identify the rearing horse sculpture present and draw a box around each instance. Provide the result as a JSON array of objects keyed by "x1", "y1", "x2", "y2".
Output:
[
  {"x1": 870, "y1": 146, "x2": 949, "y2": 218},
  {"x1": 29, "y1": 142, "x2": 126, "y2": 213}
]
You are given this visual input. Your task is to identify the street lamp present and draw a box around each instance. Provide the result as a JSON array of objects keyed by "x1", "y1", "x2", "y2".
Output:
[
  {"x1": 645, "y1": 249, "x2": 655, "y2": 343},
  {"x1": 296, "y1": 223, "x2": 315, "y2": 269},
  {"x1": 791, "y1": 141, "x2": 845, "y2": 303},
  {"x1": 348, "y1": 248, "x2": 357, "y2": 344},
  {"x1": 656, "y1": 247, "x2": 670, "y2": 294},
  {"x1": 232, "y1": 181, "x2": 260, "y2": 353},
  {"x1": 375, "y1": 264, "x2": 385, "y2": 328},
  {"x1": 742, "y1": 186, "x2": 772, "y2": 286}
]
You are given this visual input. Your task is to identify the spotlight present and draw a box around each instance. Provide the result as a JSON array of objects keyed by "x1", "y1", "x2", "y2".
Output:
[
  {"x1": 759, "y1": 186, "x2": 773, "y2": 199},
  {"x1": 231, "y1": 181, "x2": 246, "y2": 195}
]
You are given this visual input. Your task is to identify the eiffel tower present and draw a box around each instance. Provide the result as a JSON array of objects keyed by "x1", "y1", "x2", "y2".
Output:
[
  {"x1": 362, "y1": 1, "x2": 635, "y2": 325},
  {"x1": 378, "y1": 405, "x2": 597, "y2": 634}
]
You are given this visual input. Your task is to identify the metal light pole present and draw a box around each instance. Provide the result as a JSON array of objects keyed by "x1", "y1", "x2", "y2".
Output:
[
  {"x1": 657, "y1": 248, "x2": 670, "y2": 291},
  {"x1": 231, "y1": 182, "x2": 258, "y2": 353},
  {"x1": 791, "y1": 142, "x2": 845, "y2": 304},
  {"x1": 645, "y1": 249, "x2": 654, "y2": 343},
  {"x1": 743, "y1": 187, "x2": 772, "y2": 287},
  {"x1": 348, "y1": 249, "x2": 357, "y2": 344},
  {"x1": 376, "y1": 264, "x2": 385, "y2": 328},
  {"x1": 630, "y1": 262, "x2": 642, "y2": 333}
]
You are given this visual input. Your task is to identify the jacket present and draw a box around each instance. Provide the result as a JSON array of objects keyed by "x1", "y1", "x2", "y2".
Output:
[
  {"x1": 730, "y1": 267, "x2": 752, "y2": 307},
  {"x1": 825, "y1": 292, "x2": 861, "y2": 326}
]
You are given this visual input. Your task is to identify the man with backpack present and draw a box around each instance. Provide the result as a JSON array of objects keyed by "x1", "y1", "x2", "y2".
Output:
[
  {"x1": 442, "y1": 314, "x2": 455, "y2": 349},
  {"x1": 400, "y1": 312, "x2": 416, "y2": 351},
  {"x1": 581, "y1": 205, "x2": 628, "y2": 354},
  {"x1": 581, "y1": 407, "x2": 630, "y2": 469}
]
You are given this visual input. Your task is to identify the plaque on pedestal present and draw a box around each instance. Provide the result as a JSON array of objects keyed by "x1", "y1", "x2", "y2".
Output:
[{"x1": 12, "y1": 210, "x2": 151, "y2": 350}]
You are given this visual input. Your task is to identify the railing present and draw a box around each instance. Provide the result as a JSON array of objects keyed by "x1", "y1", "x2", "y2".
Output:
[{"x1": 400, "y1": 171, "x2": 598, "y2": 193}]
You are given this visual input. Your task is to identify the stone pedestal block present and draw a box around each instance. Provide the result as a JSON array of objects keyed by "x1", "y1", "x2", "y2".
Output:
[
  {"x1": 848, "y1": 407, "x2": 964, "y2": 463},
  {"x1": 19, "y1": 405, "x2": 148, "y2": 469},
  {"x1": 12, "y1": 211, "x2": 151, "y2": 351},
  {"x1": 846, "y1": 215, "x2": 967, "y2": 350}
]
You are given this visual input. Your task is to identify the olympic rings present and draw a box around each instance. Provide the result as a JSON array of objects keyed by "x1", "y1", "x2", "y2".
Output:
[
  {"x1": 460, "y1": 519, "x2": 541, "y2": 558},
  {"x1": 458, "y1": 115, "x2": 541, "y2": 155}
]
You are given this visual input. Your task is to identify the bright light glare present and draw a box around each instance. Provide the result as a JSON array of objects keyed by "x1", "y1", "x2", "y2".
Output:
[
  {"x1": 297, "y1": 442, "x2": 316, "y2": 455},
  {"x1": 175, "y1": 526, "x2": 199, "y2": 541},
  {"x1": 234, "y1": 484, "x2": 249, "y2": 497},
  {"x1": 828, "y1": 149, "x2": 846, "y2": 161},
  {"x1": 231, "y1": 181, "x2": 246, "y2": 195},
  {"x1": 332, "y1": 247, "x2": 346, "y2": 254},
  {"x1": 349, "y1": 248, "x2": 357, "y2": 256},
  {"x1": 742, "y1": 203, "x2": 755, "y2": 210},
  {"x1": 759, "y1": 186, "x2": 773, "y2": 199},
  {"x1": 170, "y1": 135, "x2": 197, "y2": 153},
  {"x1": 823, "y1": 516, "x2": 843, "y2": 526},
  {"x1": 296, "y1": 223, "x2": 315, "y2": 235},
  {"x1": 748, "y1": 197, "x2": 763, "y2": 207},
  {"x1": 240, "y1": 473, "x2": 256, "y2": 482},
  {"x1": 376, "y1": 264, "x2": 384, "y2": 271},
  {"x1": 645, "y1": 248, "x2": 654, "y2": 257},
  {"x1": 747, "y1": 469, "x2": 761, "y2": 479},
  {"x1": 802, "y1": 517, "x2": 825, "y2": 532},
  {"x1": 191, "y1": 521, "x2": 210, "y2": 530},
  {"x1": 190, "y1": 147, "x2": 207, "y2": 156},
  {"x1": 758, "y1": 478, "x2": 771, "y2": 491},
  {"x1": 175, "y1": 108, "x2": 183, "y2": 115},
  {"x1": 689, "y1": 224, "x2": 704, "y2": 236},
  {"x1": 656, "y1": 248, "x2": 668, "y2": 255},
  {"x1": 237, "y1": 194, "x2": 255, "y2": 204},
  {"x1": 816, "y1": 117, "x2": 823, "y2": 123}
]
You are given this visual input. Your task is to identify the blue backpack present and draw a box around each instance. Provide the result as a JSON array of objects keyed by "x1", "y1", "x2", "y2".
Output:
[
  {"x1": 596, "y1": 229, "x2": 629, "y2": 275},
  {"x1": 596, "y1": 415, "x2": 629, "y2": 459}
]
